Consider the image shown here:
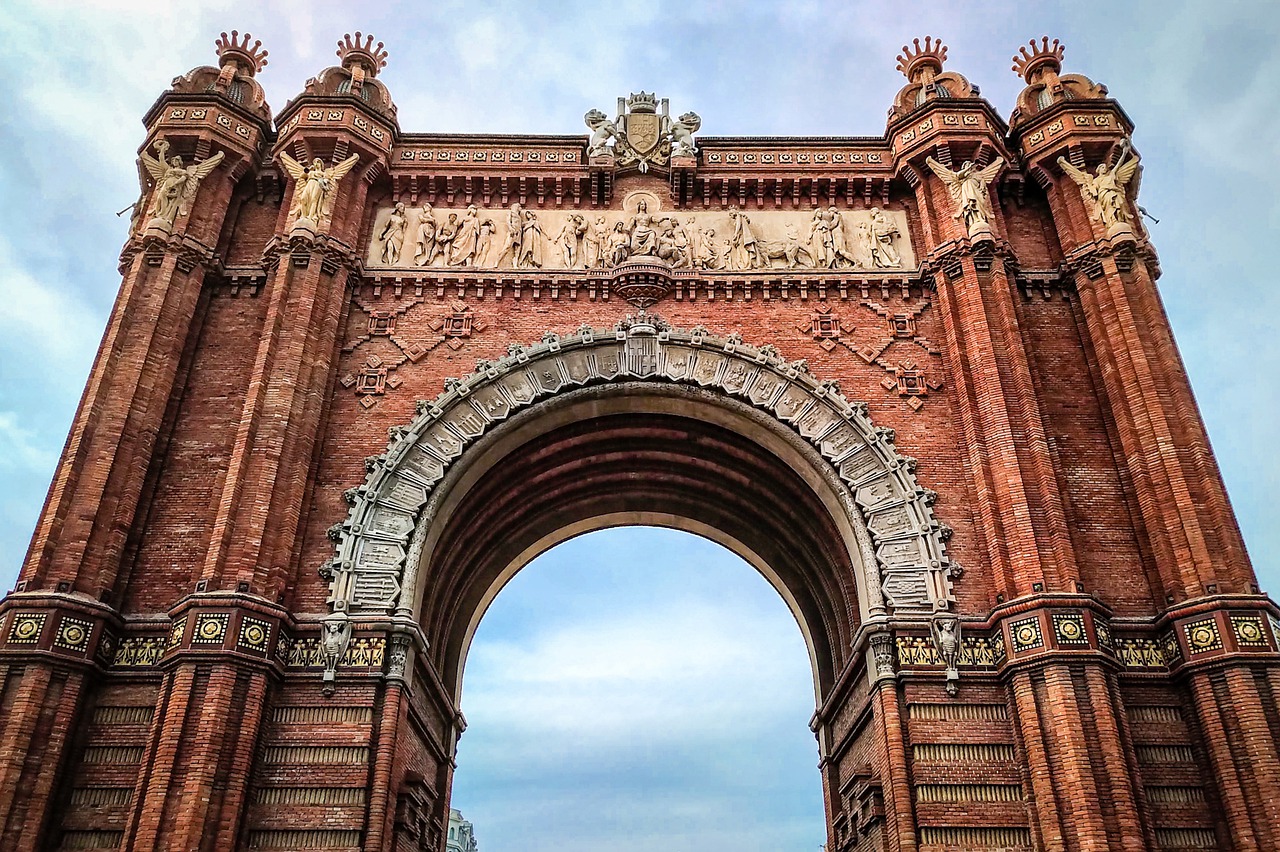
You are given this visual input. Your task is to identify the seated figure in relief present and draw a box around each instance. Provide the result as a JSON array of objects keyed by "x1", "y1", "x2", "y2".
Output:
[{"x1": 627, "y1": 199, "x2": 659, "y2": 256}]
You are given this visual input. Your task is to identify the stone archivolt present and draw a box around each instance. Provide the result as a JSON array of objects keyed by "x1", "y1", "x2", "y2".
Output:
[{"x1": 327, "y1": 319, "x2": 955, "y2": 630}]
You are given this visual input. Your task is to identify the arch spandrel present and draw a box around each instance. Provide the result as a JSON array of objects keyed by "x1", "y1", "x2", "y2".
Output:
[{"x1": 322, "y1": 316, "x2": 957, "y2": 691}]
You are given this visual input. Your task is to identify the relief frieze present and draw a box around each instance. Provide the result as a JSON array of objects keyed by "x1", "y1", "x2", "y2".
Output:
[{"x1": 366, "y1": 191, "x2": 916, "y2": 272}]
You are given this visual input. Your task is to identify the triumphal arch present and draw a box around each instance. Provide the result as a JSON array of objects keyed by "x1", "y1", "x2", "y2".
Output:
[{"x1": 1, "y1": 30, "x2": 1277, "y2": 852}]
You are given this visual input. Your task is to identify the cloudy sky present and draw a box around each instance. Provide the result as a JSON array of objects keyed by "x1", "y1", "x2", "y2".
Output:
[{"x1": 1, "y1": 1, "x2": 1278, "y2": 849}]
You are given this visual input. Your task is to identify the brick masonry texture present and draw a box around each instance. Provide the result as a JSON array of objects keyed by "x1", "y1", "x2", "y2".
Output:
[{"x1": 0, "y1": 32, "x2": 1277, "y2": 852}]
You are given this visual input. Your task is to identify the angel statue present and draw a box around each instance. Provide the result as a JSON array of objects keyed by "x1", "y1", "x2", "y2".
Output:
[
  {"x1": 279, "y1": 151, "x2": 361, "y2": 225},
  {"x1": 924, "y1": 156, "x2": 1005, "y2": 237},
  {"x1": 1058, "y1": 139, "x2": 1139, "y2": 233},
  {"x1": 138, "y1": 139, "x2": 225, "y2": 230},
  {"x1": 584, "y1": 109, "x2": 622, "y2": 159},
  {"x1": 669, "y1": 111, "x2": 701, "y2": 158}
]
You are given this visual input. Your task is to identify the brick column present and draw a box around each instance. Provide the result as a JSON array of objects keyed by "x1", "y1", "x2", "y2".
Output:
[{"x1": 0, "y1": 65, "x2": 267, "y2": 846}]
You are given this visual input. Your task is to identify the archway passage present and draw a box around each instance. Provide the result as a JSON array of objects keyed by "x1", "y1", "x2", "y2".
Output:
[
  {"x1": 451, "y1": 527, "x2": 826, "y2": 852},
  {"x1": 424, "y1": 386, "x2": 858, "y2": 700},
  {"x1": 323, "y1": 321, "x2": 957, "y2": 850},
  {"x1": 326, "y1": 320, "x2": 956, "y2": 689}
]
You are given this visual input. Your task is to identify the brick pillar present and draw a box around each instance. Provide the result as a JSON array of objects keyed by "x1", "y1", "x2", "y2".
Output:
[
  {"x1": 0, "y1": 69, "x2": 267, "y2": 846},
  {"x1": 903, "y1": 119, "x2": 1149, "y2": 847},
  {"x1": 1016, "y1": 89, "x2": 1279, "y2": 845}
]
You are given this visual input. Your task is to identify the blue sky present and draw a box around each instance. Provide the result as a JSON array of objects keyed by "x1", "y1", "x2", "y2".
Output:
[{"x1": 1, "y1": 2, "x2": 1277, "y2": 849}]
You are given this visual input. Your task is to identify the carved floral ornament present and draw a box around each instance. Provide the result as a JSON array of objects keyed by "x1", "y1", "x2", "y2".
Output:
[{"x1": 323, "y1": 320, "x2": 957, "y2": 640}]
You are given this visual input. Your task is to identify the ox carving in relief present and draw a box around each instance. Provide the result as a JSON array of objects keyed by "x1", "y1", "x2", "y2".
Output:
[{"x1": 369, "y1": 192, "x2": 915, "y2": 272}]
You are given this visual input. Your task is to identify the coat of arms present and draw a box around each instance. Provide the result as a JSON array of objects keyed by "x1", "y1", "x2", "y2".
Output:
[{"x1": 585, "y1": 92, "x2": 701, "y2": 173}]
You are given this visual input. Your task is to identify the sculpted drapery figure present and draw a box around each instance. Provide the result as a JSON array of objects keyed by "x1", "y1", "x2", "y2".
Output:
[
  {"x1": 608, "y1": 222, "x2": 630, "y2": 265},
  {"x1": 727, "y1": 206, "x2": 763, "y2": 269},
  {"x1": 586, "y1": 216, "x2": 609, "y2": 268},
  {"x1": 378, "y1": 201, "x2": 407, "y2": 264},
  {"x1": 924, "y1": 156, "x2": 1004, "y2": 236},
  {"x1": 449, "y1": 205, "x2": 481, "y2": 266},
  {"x1": 279, "y1": 152, "x2": 361, "y2": 224},
  {"x1": 435, "y1": 214, "x2": 458, "y2": 265},
  {"x1": 1058, "y1": 139, "x2": 1139, "y2": 232},
  {"x1": 866, "y1": 207, "x2": 902, "y2": 268},
  {"x1": 518, "y1": 208, "x2": 545, "y2": 269},
  {"x1": 414, "y1": 203, "x2": 438, "y2": 267},
  {"x1": 825, "y1": 206, "x2": 859, "y2": 266},
  {"x1": 628, "y1": 200, "x2": 659, "y2": 256},
  {"x1": 138, "y1": 139, "x2": 225, "y2": 229}
]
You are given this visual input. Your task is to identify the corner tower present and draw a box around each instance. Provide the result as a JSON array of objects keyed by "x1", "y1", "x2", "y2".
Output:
[{"x1": 0, "y1": 32, "x2": 1274, "y2": 852}]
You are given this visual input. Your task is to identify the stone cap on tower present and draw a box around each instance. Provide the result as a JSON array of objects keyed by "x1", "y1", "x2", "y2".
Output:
[
  {"x1": 1009, "y1": 37, "x2": 1109, "y2": 130},
  {"x1": 888, "y1": 36, "x2": 979, "y2": 121},
  {"x1": 289, "y1": 31, "x2": 398, "y2": 122},
  {"x1": 215, "y1": 30, "x2": 269, "y2": 77},
  {"x1": 152, "y1": 29, "x2": 272, "y2": 122}
]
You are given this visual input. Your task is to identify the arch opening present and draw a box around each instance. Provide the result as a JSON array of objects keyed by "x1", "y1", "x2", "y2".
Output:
[
  {"x1": 449, "y1": 526, "x2": 827, "y2": 852},
  {"x1": 324, "y1": 322, "x2": 956, "y2": 703}
]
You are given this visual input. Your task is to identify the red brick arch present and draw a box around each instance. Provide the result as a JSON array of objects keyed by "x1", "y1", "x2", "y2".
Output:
[{"x1": 326, "y1": 319, "x2": 956, "y2": 702}]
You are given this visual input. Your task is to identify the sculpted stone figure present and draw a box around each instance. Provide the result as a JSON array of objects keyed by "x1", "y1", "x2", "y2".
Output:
[
  {"x1": 684, "y1": 217, "x2": 703, "y2": 268},
  {"x1": 669, "y1": 111, "x2": 701, "y2": 158},
  {"x1": 279, "y1": 151, "x2": 361, "y2": 224},
  {"x1": 809, "y1": 208, "x2": 834, "y2": 268},
  {"x1": 517, "y1": 208, "x2": 545, "y2": 269},
  {"x1": 585, "y1": 216, "x2": 609, "y2": 267},
  {"x1": 474, "y1": 219, "x2": 496, "y2": 267},
  {"x1": 608, "y1": 221, "x2": 630, "y2": 265},
  {"x1": 931, "y1": 615, "x2": 962, "y2": 697},
  {"x1": 378, "y1": 201, "x2": 408, "y2": 264},
  {"x1": 628, "y1": 199, "x2": 659, "y2": 256},
  {"x1": 925, "y1": 156, "x2": 1004, "y2": 237},
  {"x1": 413, "y1": 203, "x2": 438, "y2": 267},
  {"x1": 449, "y1": 205, "x2": 481, "y2": 266},
  {"x1": 138, "y1": 139, "x2": 225, "y2": 230},
  {"x1": 584, "y1": 109, "x2": 621, "y2": 158},
  {"x1": 435, "y1": 213, "x2": 458, "y2": 265},
  {"x1": 1058, "y1": 139, "x2": 1139, "y2": 233},
  {"x1": 320, "y1": 613, "x2": 353, "y2": 689},
  {"x1": 825, "y1": 206, "x2": 859, "y2": 267},
  {"x1": 866, "y1": 207, "x2": 902, "y2": 268},
  {"x1": 555, "y1": 214, "x2": 587, "y2": 267},
  {"x1": 726, "y1": 206, "x2": 763, "y2": 269}
]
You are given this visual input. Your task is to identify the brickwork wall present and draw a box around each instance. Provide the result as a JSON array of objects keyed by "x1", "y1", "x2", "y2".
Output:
[{"x1": 2, "y1": 35, "x2": 1277, "y2": 852}]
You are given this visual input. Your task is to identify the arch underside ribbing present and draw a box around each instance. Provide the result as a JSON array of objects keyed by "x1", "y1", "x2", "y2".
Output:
[{"x1": 324, "y1": 319, "x2": 955, "y2": 698}]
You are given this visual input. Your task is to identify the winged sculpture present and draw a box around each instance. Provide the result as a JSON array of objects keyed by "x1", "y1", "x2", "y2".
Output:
[
  {"x1": 279, "y1": 152, "x2": 361, "y2": 223},
  {"x1": 1057, "y1": 140, "x2": 1139, "y2": 232},
  {"x1": 924, "y1": 156, "x2": 1004, "y2": 236},
  {"x1": 138, "y1": 140, "x2": 225, "y2": 228}
]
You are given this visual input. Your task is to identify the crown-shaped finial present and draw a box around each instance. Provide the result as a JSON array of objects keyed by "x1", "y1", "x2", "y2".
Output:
[
  {"x1": 215, "y1": 30, "x2": 268, "y2": 75},
  {"x1": 627, "y1": 92, "x2": 658, "y2": 112},
  {"x1": 896, "y1": 37, "x2": 948, "y2": 82},
  {"x1": 1012, "y1": 36, "x2": 1064, "y2": 82},
  {"x1": 337, "y1": 32, "x2": 389, "y2": 76}
]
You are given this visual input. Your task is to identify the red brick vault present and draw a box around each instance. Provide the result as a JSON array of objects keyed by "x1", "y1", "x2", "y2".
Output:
[{"x1": 1, "y1": 30, "x2": 1276, "y2": 852}]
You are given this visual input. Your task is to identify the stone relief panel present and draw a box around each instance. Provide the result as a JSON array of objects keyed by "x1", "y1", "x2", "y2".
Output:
[{"x1": 365, "y1": 191, "x2": 917, "y2": 272}]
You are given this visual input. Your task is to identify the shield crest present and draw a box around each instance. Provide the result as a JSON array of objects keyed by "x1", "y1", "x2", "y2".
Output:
[{"x1": 624, "y1": 112, "x2": 663, "y2": 156}]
